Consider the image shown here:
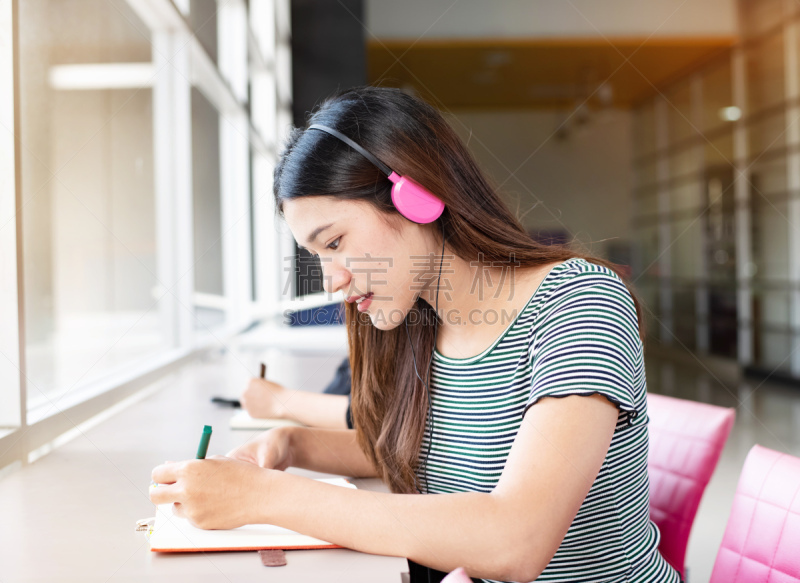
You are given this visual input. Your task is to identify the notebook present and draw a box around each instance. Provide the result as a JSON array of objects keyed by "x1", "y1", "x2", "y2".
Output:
[
  {"x1": 229, "y1": 409, "x2": 304, "y2": 430},
  {"x1": 147, "y1": 478, "x2": 355, "y2": 552}
]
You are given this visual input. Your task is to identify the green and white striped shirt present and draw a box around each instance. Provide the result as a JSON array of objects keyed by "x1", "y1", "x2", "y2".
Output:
[{"x1": 418, "y1": 258, "x2": 681, "y2": 583}]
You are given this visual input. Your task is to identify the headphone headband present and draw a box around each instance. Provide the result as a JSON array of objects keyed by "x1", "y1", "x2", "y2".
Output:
[
  {"x1": 307, "y1": 124, "x2": 393, "y2": 177},
  {"x1": 305, "y1": 122, "x2": 445, "y2": 224}
]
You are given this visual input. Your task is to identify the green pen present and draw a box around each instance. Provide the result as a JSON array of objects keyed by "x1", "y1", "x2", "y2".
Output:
[{"x1": 196, "y1": 425, "x2": 212, "y2": 459}]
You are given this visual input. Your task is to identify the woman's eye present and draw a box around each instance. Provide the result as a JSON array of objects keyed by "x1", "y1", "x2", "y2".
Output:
[{"x1": 326, "y1": 237, "x2": 341, "y2": 251}]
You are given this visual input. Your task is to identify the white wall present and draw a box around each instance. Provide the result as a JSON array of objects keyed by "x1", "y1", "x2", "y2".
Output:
[
  {"x1": 445, "y1": 108, "x2": 633, "y2": 257},
  {"x1": 367, "y1": 0, "x2": 737, "y2": 39}
]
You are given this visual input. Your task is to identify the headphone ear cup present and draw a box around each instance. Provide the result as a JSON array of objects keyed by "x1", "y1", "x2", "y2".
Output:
[{"x1": 389, "y1": 174, "x2": 445, "y2": 224}]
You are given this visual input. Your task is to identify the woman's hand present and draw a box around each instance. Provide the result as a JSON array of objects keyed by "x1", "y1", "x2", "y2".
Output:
[
  {"x1": 240, "y1": 378, "x2": 290, "y2": 419},
  {"x1": 226, "y1": 426, "x2": 296, "y2": 470},
  {"x1": 150, "y1": 456, "x2": 273, "y2": 530}
]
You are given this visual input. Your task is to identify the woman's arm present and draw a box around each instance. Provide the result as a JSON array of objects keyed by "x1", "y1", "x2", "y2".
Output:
[
  {"x1": 282, "y1": 390, "x2": 350, "y2": 429},
  {"x1": 227, "y1": 426, "x2": 379, "y2": 478},
  {"x1": 241, "y1": 378, "x2": 350, "y2": 429},
  {"x1": 152, "y1": 393, "x2": 618, "y2": 582},
  {"x1": 291, "y1": 427, "x2": 378, "y2": 477}
]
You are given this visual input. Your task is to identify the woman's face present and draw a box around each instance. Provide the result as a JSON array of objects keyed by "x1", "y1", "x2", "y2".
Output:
[{"x1": 283, "y1": 196, "x2": 437, "y2": 331}]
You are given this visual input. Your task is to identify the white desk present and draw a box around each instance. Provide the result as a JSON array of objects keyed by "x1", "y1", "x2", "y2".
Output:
[{"x1": 0, "y1": 349, "x2": 406, "y2": 582}]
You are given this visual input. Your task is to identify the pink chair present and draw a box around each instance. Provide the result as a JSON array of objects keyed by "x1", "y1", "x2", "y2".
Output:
[
  {"x1": 647, "y1": 393, "x2": 736, "y2": 577},
  {"x1": 441, "y1": 567, "x2": 472, "y2": 582},
  {"x1": 710, "y1": 445, "x2": 800, "y2": 582}
]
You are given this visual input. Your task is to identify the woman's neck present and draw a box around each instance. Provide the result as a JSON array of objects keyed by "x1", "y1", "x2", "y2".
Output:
[{"x1": 418, "y1": 253, "x2": 552, "y2": 341}]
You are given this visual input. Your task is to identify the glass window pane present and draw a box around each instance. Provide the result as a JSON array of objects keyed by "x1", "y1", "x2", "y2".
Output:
[
  {"x1": 190, "y1": 0, "x2": 218, "y2": 65},
  {"x1": 191, "y1": 87, "x2": 225, "y2": 329},
  {"x1": 0, "y1": 0, "x2": 20, "y2": 428},
  {"x1": 704, "y1": 167, "x2": 737, "y2": 285},
  {"x1": 751, "y1": 195, "x2": 790, "y2": 281},
  {"x1": 633, "y1": 102, "x2": 657, "y2": 158},
  {"x1": 673, "y1": 284, "x2": 696, "y2": 350},
  {"x1": 670, "y1": 215, "x2": 702, "y2": 278},
  {"x1": 669, "y1": 146, "x2": 702, "y2": 179},
  {"x1": 637, "y1": 280, "x2": 660, "y2": 334},
  {"x1": 746, "y1": 32, "x2": 785, "y2": 114},
  {"x1": 748, "y1": 112, "x2": 787, "y2": 158},
  {"x1": 702, "y1": 58, "x2": 734, "y2": 133},
  {"x1": 634, "y1": 158, "x2": 658, "y2": 188},
  {"x1": 666, "y1": 81, "x2": 696, "y2": 145},
  {"x1": 252, "y1": 153, "x2": 278, "y2": 304},
  {"x1": 704, "y1": 130, "x2": 734, "y2": 167},
  {"x1": 251, "y1": 71, "x2": 276, "y2": 144},
  {"x1": 750, "y1": 157, "x2": 788, "y2": 197},
  {"x1": 250, "y1": 0, "x2": 276, "y2": 61},
  {"x1": 708, "y1": 286, "x2": 737, "y2": 358},
  {"x1": 753, "y1": 287, "x2": 791, "y2": 328},
  {"x1": 635, "y1": 223, "x2": 660, "y2": 278},
  {"x1": 670, "y1": 181, "x2": 703, "y2": 213},
  {"x1": 634, "y1": 185, "x2": 658, "y2": 218},
  {"x1": 19, "y1": 0, "x2": 168, "y2": 408},
  {"x1": 740, "y1": 0, "x2": 785, "y2": 39},
  {"x1": 754, "y1": 328, "x2": 792, "y2": 373}
]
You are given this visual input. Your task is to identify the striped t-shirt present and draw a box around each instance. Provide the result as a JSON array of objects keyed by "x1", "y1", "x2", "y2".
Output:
[{"x1": 417, "y1": 257, "x2": 681, "y2": 583}]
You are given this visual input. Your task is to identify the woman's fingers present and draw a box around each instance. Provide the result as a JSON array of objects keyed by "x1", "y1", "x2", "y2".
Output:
[
  {"x1": 227, "y1": 444, "x2": 257, "y2": 464},
  {"x1": 151, "y1": 461, "x2": 180, "y2": 485},
  {"x1": 226, "y1": 445, "x2": 245, "y2": 458},
  {"x1": 149, "y1": 482, "x2": 181, "y2": 505},
  {"x1": 258, "y1": 445, "x2": 280, "y2": 469}
]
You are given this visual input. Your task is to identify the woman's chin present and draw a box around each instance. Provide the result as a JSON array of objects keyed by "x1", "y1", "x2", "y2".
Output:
[
  {"x1": 367, "y1": 305, "x2": 409, "y2": 331},
  {"x1": 369, "y1": 313, "x2": 397, "y2": 331}
]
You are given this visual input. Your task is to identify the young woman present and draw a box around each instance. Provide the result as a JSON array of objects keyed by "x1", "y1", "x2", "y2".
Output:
[{"x1": 150, "y1": 87, "x2": 681, "y2": 583}]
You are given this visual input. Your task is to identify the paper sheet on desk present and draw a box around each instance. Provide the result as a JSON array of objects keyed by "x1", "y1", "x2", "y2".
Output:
[
  {"x1": 229, "y1": 409, "x2": 304, "y2": 430},
  {"x1": 148, "y1": 478, "x2": 355, "y2": 552}
]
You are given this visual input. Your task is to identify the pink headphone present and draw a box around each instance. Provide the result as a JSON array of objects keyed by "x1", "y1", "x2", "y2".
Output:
[{"x1": 307, "y1": 124, "x2": 445, "y2": 224}]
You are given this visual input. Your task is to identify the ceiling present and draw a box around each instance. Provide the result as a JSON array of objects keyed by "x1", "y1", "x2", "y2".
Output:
[{"x1": 367, "y1": 37, "x2": 737, "y2": 110}]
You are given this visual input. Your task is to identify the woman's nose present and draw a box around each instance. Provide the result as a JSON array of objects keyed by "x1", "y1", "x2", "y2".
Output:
[{"x1": 322, "y1": 262, "x2": 350, "y2": 295}]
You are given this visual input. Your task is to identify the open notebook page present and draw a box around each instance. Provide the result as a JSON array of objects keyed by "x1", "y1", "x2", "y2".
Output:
[{"x1": 148, "y1": 478, "x2": 355, "y2": 552}]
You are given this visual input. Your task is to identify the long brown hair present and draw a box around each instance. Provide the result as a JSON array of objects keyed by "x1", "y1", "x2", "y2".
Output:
[{"x1": 273, "y1": 86, "x2": 644, "y2": 493}]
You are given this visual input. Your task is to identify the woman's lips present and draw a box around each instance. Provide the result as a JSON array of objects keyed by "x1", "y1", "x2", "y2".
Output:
[{"x1": 355, "y1": 292, "x2": 374, "y2": 313}]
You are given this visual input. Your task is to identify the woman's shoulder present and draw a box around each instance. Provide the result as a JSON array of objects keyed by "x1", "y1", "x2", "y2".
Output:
[
  {"x1": 542, "y1": 257, "x2": 630, "y2": 299},
  {"x1": 527, "y1": 257, "x2": 637, "y2": 329},
  {"x1": 551, "y1": 256, "x2": 624, "y2": 280}
]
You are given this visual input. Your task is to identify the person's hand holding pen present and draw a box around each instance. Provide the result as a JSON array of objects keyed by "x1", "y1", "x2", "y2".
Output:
[
  {"x1": 150, "y1": 424, "x2": 274, "y2": 530},
  {"x1": 240, "y1": 363, "x2": 292, "y2": 420}
]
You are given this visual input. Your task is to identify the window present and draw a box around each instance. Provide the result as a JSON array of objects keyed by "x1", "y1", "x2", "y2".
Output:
[
  {"x1": 751, "y1": 196, "x2": 790, "y2": 282},
  {"x1": 0, "y1": 0, "x2": 20, "y2": 433},
  {"x1": 748, "y1": 112, "x2": 787, "y2": 159},
  {"x1": 666, "y1": 81, "x2": 697, "y2": 145},
  {"x1": 190, "y1": 0, "x2": 218, "y2": 65},
  {"x1": 18, "y1": 0, "x2": 168, "y2": 412},
  {"x1": 701, "y1": 58, "x2": 733, "y2": 133},
  {"x1": 191, "y1": 87, "x2": 225, "y2": 331},
  {"x1": 633, "y1": 17, "x2": 800, "y2": 375},
  {"x1": 746, "y1": 32, "x2": 785, "y2": 114},
  {"x1": 632, "y1": 101, "x2": 657, "y2": 159},
  {"x1": 740, "y1": 0, "x2": 786, "y2": 39},
  {"x1": 2, "y1": 0, "x2": 289, "y2": 471}
]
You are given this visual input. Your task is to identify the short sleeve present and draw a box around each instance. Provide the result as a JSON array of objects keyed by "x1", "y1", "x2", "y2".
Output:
[
  {"x1": 526, "y1": 270, "x2": 642, "y2": 424},
  {"x1": 345, "y1": 396, "x2": 354, "y2": 429},
  {"x1": 323, "y1": 357, "x2": 352, "y2": 396}
]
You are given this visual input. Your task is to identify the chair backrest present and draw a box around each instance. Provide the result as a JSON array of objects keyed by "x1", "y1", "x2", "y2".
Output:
[
  {"x1": 710, "y1": 445, "x2": 800, "y2": 583},
  {"x1": 647, "y1": 393, "x2": 736, "y2": 576}
]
